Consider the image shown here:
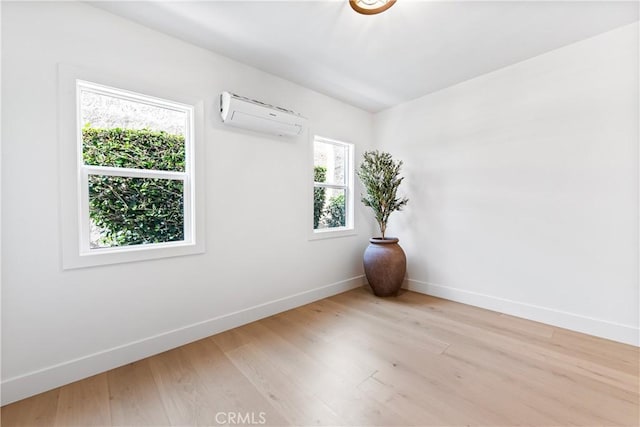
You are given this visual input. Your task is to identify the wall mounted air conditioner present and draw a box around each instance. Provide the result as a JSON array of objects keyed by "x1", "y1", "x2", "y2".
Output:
[{"x1": 220, "y1": 91, "x2": 307, "y2": 137}]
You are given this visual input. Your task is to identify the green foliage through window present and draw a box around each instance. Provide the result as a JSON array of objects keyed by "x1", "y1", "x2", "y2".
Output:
[
  {"x1": 314, "y1": 166, "x2": 346, "y2": 230},
  {"x1": 325, "y1": 193, "x2": 346, "y2": 228},
  {"x1": 83, "y1": 127, "x2": 186, "y2": 248},
  {"x1": 313, "y1": 166, "x2": 327, "y2": 229},
  {"x1": 82, "y1": 126, "x2": 185, "y2": 171}
]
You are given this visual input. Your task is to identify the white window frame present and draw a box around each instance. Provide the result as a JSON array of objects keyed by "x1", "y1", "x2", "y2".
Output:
[
  {"x1": 76, "y1": 81, "x2": 195, "y2": 255},
  {"x1": 309, "y1": 135, "x2": 356, "y2": 240},
  {"x1": 59, "y1": 64, "x2": 205, "y2": 269}
]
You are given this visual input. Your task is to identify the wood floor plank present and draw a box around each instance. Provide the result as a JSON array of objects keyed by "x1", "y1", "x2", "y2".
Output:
[
  {"x1": 372, "y1": 368, "x2": 517, "y2": 426},
  {"x1": 183, "y1": 338, "x2": 290, "y2": 426},
  {"x1": 551, "y1": 327, "x2": 639, "y2": 375},
  {"x1": 331, "y1": 326, "x2": 531, "y2": 425},
  {"x1": 54, "y1": 373, "x2": 111, "y2": 427},
  {"x1": 497, "y1": 313, "x2": 555, "y2": 339},
  {"x1": 147, "y1": 346, "x2": 225, "y2": 426},
  {"x1": 260, "y1": 312, "x2": 376, "y2": 384},
  {"x1": 268, "y1": 310, "x2": 487, "y2": 426},
  {"x1": 211, "y1": 325, "x2": 256, "y2": 353},
  {"x1": 331, "y1": 289, "x2": 639, "y2": 393},
  {"x1": 323, "y1": 289, "x2": 640, "y2": 425},
  {"x1": 444, "y1": 339, "x2": 639, "y2": 425},
  {"x1": 316, "y1": 300, "x2": 451, "y2": 356},
  {"x1": 0, "y1": 388, "x2": 59, "y2": 427},
  {"x1": 356, "y1": 374, "x2": 451, "y2": 426},
  {"x1": 107, "y1": 360, "x2": 170, "y2": 426},
  {"x1": 225, "y1": 342, "x2": 343, "y2": 426},
  {"x1": 237, "y1": 321, "x2": 414, "y2": 426},
  {"x1": 377, "y1": 288, "x2": 637, "y2": 376}
]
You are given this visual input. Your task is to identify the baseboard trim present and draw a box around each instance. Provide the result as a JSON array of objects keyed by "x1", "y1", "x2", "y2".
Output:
[
  {"x1": 1, "y1": 275, "x2": 365, "y2": 406},
  {"x1": 404, "y1": 279, "x2": 639, "y2": 347}
]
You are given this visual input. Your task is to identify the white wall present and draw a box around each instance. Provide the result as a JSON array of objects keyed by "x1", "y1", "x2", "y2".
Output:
[
  {"x1": 375, "y1": 22, "x2": 639, "y2": 346},
  {"x1": 1, "y1": 2, "x2": 374, "y2": 404}
]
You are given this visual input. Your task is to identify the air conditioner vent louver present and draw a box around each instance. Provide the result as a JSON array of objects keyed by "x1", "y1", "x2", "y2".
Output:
[{"x1": 220, "y1": 91, "x2": 306, "y2": 137}]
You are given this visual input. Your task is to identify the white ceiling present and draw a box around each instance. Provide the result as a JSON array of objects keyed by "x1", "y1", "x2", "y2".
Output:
[{"x1": 92, "y1": 1, "x2": 639, "y2": 112}]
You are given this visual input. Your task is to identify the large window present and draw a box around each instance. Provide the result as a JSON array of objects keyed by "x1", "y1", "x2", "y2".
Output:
[
  {"x1": 77, "y1": 81, "x2": 194, "y2": 253},
  {"x1": 312, "y1": 136, "x2": 355, "y2": 237},
  {"x1": 59, "y1": 65, "x2": 204, "y2": 269}
]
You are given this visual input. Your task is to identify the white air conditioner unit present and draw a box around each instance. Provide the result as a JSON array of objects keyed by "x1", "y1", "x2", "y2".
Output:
[{"x1": 220, "y1": 91, "x2": 307, "y2": 137}]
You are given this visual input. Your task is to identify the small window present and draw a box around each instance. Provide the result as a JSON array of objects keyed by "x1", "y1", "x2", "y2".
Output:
[
  {"x1": 312, "y1": 136, "x2": 355, "y2": 238},
  {"x1": 78, "y1": 81, "x2": 194, "y2": 255}
]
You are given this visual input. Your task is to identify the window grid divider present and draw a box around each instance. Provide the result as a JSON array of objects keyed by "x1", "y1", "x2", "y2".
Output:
[
  {"x1": 82, "y1": 165, "x2": 187, "y2": 180},
  {"x1": 313, "y1": 182, "x2": 348, "y2": 190}
]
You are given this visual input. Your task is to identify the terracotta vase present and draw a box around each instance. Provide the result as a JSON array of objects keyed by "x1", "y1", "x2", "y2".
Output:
[{"x1": 363, "y1": 237, "x2": 406, "y2": 297}]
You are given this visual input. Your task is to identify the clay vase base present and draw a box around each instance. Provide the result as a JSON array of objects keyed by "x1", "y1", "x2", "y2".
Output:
[{"x1": 363, "y1": 237, "x2": 406, "y2": 297}]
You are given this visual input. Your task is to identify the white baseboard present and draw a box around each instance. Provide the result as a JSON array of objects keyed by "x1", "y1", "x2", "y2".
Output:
[
  {"x1": 404, "y1": 279, "x2": 639, "y2": 347},
  {"x1": 1, "y1": 276, "x2": 365, "y2": 406}
]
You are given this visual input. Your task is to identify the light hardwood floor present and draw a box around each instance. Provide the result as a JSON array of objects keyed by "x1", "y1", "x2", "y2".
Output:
[{"x1": 2, "y1": 287, "x2": 638, "y2": 426}]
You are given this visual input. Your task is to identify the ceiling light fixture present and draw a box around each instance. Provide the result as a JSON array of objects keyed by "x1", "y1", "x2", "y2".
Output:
[{"x1": 349, "y1": 0, "x2": 396, "y2": 15}]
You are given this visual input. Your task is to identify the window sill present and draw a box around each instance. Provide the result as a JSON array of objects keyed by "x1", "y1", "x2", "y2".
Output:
[
  {"x1": 308, "y1": 227, "x2": 357, "y2": 241},
  {"x1": 63, "y1": 240, "x2": 205, "y2": 270}
]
